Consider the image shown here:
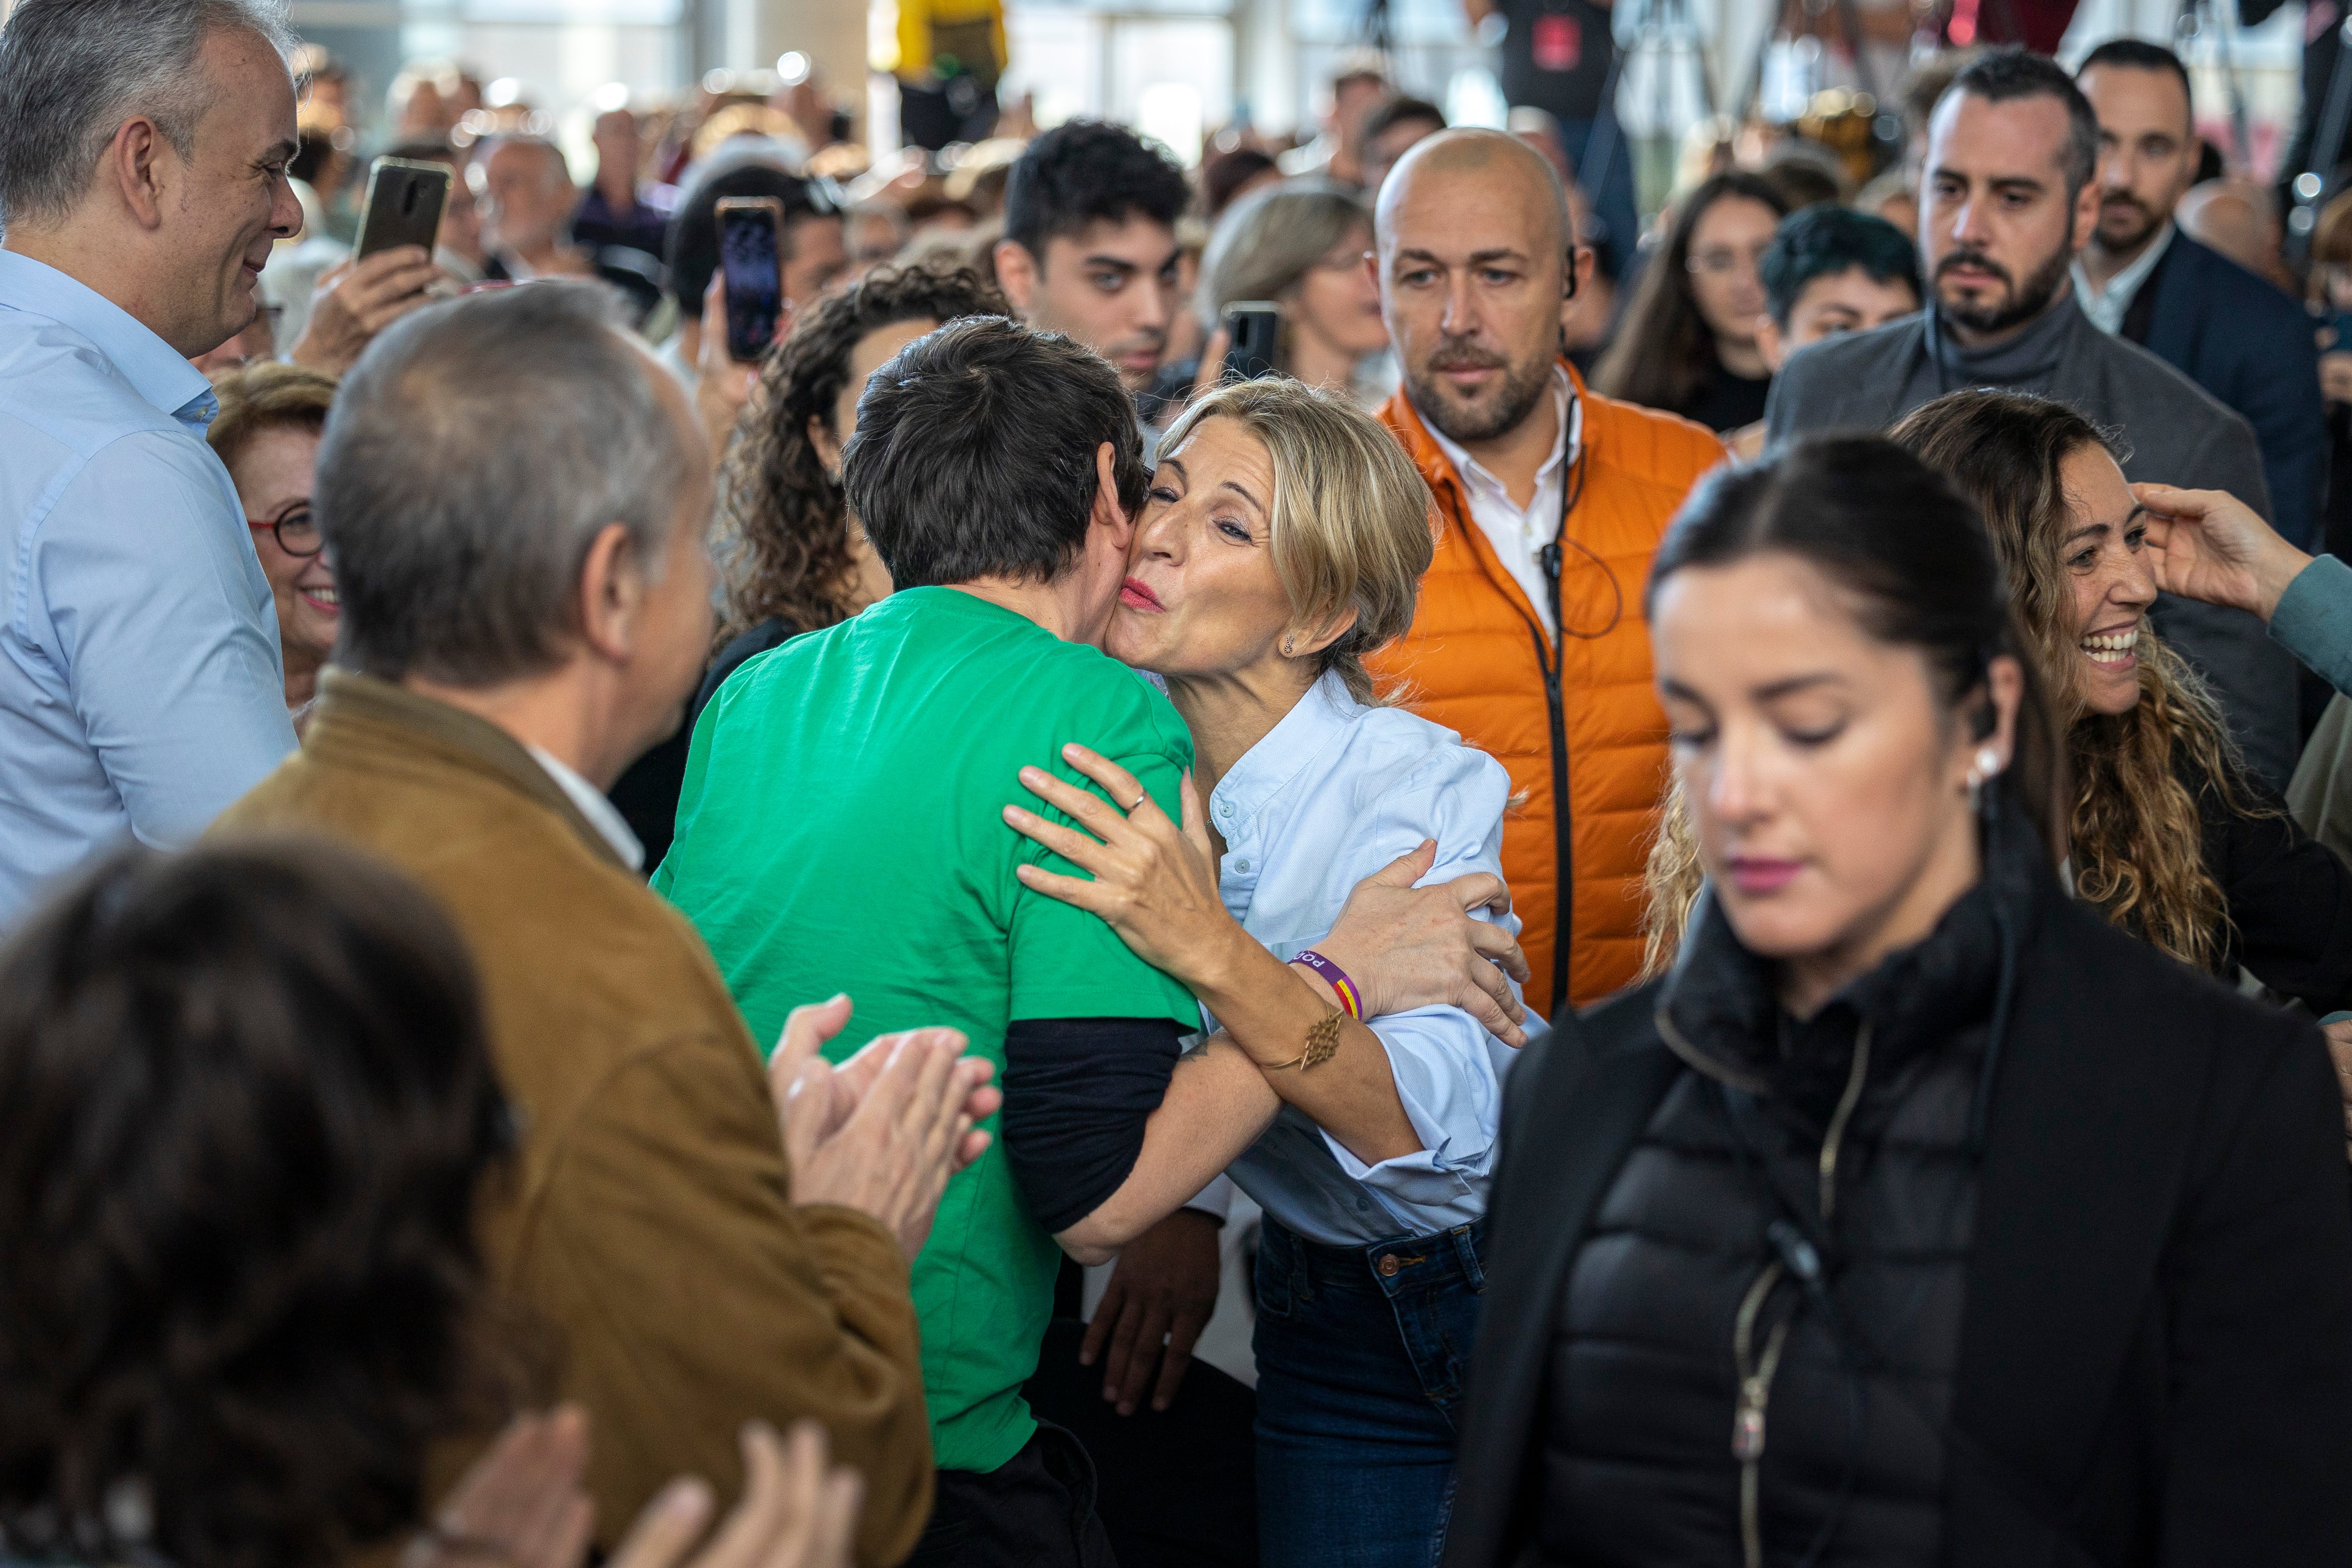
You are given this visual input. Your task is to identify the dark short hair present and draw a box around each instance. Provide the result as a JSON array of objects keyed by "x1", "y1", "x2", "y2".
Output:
[
  {"x1": 0, "y1": 837, "x2": 510, "y2": 1568},
  {"x1": 1362, "y1": 94, "x2": 1446, "y2": 146},
  {"x1": 1759, "y1": 204, "x2": 1921, "y2": 325},
  {"x1": 1002, "y1": 120, "x2": 1189, "y2": 261},
  {"x1": 1199, "y1": 146, "x2": 1280, "y2": 221},
  {"x1": 722, "y1": 261, "x2": 1011, "y2": 641},
  {"x1": 321, "y1": 281, "x2": 695, "y2": 685},
  {"x1": 2077, "y1": 36, "x2": 2194, "y2": 115},
  {"x1": 843, "y1": 316, "x2": 1146, "y2": 588},
  {"x1": 666, "y1": 155, "x2": 841, "y2": 316},
  {"x1": 1942, "y1": 48, "x2": 2101, "y2": 197}
]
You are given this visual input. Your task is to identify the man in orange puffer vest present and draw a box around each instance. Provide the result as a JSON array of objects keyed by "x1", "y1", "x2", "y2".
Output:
[{"x1": 1367, "y1": 131, "x2": 1726, "y2": 1017}]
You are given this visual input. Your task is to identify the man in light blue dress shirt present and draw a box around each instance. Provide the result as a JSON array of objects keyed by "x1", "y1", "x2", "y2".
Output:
[{"x1": 0, "y1": 0, "x2": 305, "y2": 919}]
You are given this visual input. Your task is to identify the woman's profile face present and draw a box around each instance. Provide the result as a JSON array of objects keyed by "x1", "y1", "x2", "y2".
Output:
[
  {"x1": 1288, "y1": 223, "x2": 1388, "y2": 364},
  {"x1": 1685, "y1": 195, "x2": 1779, "y2": 350},
  {"x1": 2054, "y1": 443, "x2": 2156, "y2": 717},
  {"x1": 230, "y1": 426, "x2": 337, "y2": 664},
  {"x1": 1106, "y1": 416, "x2": 1296, "y2": 681},
  {"x1": 1653, "y1": 552, "x2": 1988, "y2": 983}
]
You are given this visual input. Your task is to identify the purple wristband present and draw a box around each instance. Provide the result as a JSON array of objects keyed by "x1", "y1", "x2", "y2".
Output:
[{"x1": 1291, "y1": 949, "x2": 1363, "y2": 1019}]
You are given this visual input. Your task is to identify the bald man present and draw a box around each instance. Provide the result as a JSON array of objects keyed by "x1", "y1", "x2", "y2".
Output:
[{"x1": 1363, "y1": 130, "x2": 1726, "y2": 1018}]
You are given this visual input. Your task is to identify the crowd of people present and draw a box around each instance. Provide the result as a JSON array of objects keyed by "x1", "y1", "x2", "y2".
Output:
[{"x1": 9, "y1": 0, "x2": 2352, "y2": 1566}]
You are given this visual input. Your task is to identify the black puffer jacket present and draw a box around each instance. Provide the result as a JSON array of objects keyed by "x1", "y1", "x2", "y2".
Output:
[
  {"x1": 1443, "y1": 805, "x2": 2352, "y2": 1568},
  {"x1": 1540, "y1": 856, "x2": 2004, "y2": 1566}
]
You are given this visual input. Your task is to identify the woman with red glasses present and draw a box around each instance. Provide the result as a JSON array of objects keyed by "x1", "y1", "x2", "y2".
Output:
[{"x1": 205, "y1": 362, "x2": 339, "y2": 729}]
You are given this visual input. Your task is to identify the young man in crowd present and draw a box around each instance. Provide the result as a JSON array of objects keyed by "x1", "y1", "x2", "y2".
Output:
[
  {"x1": 1360, "y1": 94, "x2": 1447, "y2": 194},
  {"x1": 2075, "y1": 39, "x2": 2325, "y2": 551},
  {"x1": 1766, "y1": 49, "x2": 2298, "y2": 789},
  {"x1": 656, "y1": 314, "x2": 1524, "y2": 1567},
  {"x1": 1725, "y1": 204, "x2": 1923, "y2": 458},
  {"x1": 0, "y1": 0, "x2": 302, "y2": 922},
  {"x1": 217, "y1": 283, "x2": 995, "y2": 1568},
  {"x1": 1367, "y1": 128, "x2": 1728, "y2": 1019},
  {"x1": 993, "y1": 120, "x2": 1189, "y2": 405}
]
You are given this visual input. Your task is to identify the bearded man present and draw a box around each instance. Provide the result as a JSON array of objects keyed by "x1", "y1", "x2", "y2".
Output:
[
  {"x1": 1765, "y1": 48, "x2": 2296, "y2": 790},
  {"x1": 1366, "y1": 129, "x2": 1726, "y2": 1017},
  {"x1": 2073, "y1": 39, "x2": 2324, "y2": 560}
]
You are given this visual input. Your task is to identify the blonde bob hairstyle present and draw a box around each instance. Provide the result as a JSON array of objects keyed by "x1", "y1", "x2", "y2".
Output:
[{"x1": 1155, "y1": 376, "x2": 1435, "y2": 705}]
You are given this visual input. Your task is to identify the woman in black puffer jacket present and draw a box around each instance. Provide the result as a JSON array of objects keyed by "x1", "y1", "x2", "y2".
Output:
[{"x1": 1443, "y1": 437, "x2": 2352, "y2": 1568}]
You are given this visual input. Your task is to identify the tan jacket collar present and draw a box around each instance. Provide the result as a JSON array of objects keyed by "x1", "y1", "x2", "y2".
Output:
[{"x1": 306, "y1": 669, "x2": 631, "y2": 871}]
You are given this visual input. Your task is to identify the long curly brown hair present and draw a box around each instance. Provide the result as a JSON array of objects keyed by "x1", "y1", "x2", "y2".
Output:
[
  {"x1": 1641, "y1": 395, "x2": 2257, "y2": 978},
  {"x1": 1894, "y1": 392, "x2": 2253, "y2": 972},
  {"x1": 717, "y1": 261, "x2": 1010, "y2": 645}
]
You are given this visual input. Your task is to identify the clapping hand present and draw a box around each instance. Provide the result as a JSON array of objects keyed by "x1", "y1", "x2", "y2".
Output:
[
  {"x1": 403, "y1": 1407, "x2": 596, "y2": 1568},
  {"x1": 768, "y1": 995, "x2": 1000, "y2": 1259},
  {"x1": 408, "y1": 1411, "x2": 858, "y2": 1568},
  {"x1": 610, "y1": 1423, "x2": 860, "y2": 1568}
]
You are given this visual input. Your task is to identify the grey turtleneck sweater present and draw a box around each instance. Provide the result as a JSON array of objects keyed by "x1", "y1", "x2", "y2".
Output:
[{"x1": 1763, "y1": 294, "x2": 2296, "y2": 789}]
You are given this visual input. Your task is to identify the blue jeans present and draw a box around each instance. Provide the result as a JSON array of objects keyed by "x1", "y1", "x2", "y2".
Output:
[{"x1": 1252, "y1": 1216, "x2": 1488, "y2": 1568}]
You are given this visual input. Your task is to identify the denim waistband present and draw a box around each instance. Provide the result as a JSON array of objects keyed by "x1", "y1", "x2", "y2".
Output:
[{"x1": 1260, "y1": 1212, "x2": 1487, "y2": 1299}]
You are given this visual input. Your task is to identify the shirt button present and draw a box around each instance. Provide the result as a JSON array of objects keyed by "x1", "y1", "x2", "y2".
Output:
[
  {"x1": 1235, "y1": 859, "x2": 1251, "y2": 873},
  {"x1": 1376, "y1": 1253, "x2": 1402, "y2": 1278},
  {"x1": 1217, "y1": 800, "x2": 1234, "y2": 818}
]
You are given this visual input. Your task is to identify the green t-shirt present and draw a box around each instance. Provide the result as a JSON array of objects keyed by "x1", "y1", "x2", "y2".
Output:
[{"x1": 654, "y1": 586, "x2": 1200, "y2": 1473}]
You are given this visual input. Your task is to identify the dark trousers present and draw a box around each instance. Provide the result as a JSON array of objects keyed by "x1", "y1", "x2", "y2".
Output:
[
  {"x1": 905, "y1": 1420, "x2": 1117, "y2": 1568},
  {"x1": 1025, "y1": 1315, "x2": 1260, "y2": 1568},
  {"x1": 1251, "y1": 1217, "x2": 1487, "y2": 1568}
]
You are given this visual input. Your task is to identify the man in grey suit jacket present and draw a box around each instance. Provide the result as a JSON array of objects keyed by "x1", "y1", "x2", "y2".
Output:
[{"x1": 1765, "y1": 49, "x2": 2297, "y2": 787}]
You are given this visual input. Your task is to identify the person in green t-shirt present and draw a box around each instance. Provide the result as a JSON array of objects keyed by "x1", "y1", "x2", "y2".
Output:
[{"x1": 658, "y1": 317, "x2": 1518, "y2": 1566}]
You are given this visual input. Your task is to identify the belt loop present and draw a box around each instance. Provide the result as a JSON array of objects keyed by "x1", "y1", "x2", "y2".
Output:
[{"x1": 1454, "y1": 1221, "x2": 1486, "y2": 1292}]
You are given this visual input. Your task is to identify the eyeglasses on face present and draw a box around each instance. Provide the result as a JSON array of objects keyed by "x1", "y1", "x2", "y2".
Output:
[{"x1": 247, "y1": 499, "x2": 322, "y2": 558}]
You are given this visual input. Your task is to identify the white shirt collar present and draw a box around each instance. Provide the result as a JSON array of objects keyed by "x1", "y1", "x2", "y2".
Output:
[
  {"x1": 2071, "y1": 222, "x2": 2174, "y2": 336},
  {"x1": 525, "y1": 743, "x2": 645, "y2": 871},
  {"x1": 1417, "y1": 367, "x2": 1576, "y2": 518}
]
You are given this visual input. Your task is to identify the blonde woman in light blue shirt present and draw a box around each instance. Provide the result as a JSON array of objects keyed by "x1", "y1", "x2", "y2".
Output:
[{"x1": 1005, "y1": 375, "x2": 1524, "y2": 1568}]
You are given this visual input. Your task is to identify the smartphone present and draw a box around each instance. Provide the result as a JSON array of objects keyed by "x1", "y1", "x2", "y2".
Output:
[
  {"x1": 715, "y1": 196, "x2": 787, "y2": 363},
  {"x1": 354, "y1": 157, "x2": 450, "y2": 260},
  {"x1": 1222, "y1": 301, "x2": 1281, "y2": 383}
]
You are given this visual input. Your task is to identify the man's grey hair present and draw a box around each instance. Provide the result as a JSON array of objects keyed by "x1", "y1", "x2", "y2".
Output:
[
  {"x1": 0, "y1": 0, "x2": 296, "y2": 235},
  {"x1": 320, "y1": 281, "x2": 698, "y2": 687}
]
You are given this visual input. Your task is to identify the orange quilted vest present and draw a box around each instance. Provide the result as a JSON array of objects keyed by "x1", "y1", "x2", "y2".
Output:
[{"x1": 1369, "y1": 364, "x2": 1725, "y2": 1016}]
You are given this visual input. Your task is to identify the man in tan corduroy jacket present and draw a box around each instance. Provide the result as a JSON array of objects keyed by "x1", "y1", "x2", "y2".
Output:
[{"x1": 215, "y1": 283, "x2": 994, "y2": 1568}]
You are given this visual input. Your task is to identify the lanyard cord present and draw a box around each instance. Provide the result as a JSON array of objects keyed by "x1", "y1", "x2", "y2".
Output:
[{"x1": 1540, "y1": 410, "x2": 1622, "y2": 643}]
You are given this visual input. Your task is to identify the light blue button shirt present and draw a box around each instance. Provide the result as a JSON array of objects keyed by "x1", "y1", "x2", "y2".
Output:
[
  {"x1": 0, "y1": 251, "x2": 296, "y2": 922},
  {"x1": 1201, "y1": 670, "x2": 1523, "y2": 1246}
]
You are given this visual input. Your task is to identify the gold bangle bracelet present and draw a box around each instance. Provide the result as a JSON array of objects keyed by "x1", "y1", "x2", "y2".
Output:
[{"x1": 1269, "y1": 1009, "x2": 1344, "y2": 1072}]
